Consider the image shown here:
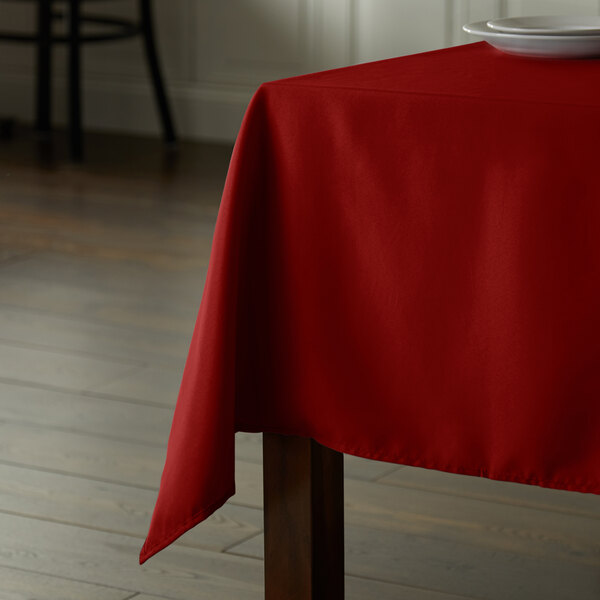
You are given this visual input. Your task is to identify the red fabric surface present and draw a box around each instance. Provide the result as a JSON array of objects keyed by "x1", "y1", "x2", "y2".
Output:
[{"x1": 140, "y1": 42, "x2": 600, "y2": 563}]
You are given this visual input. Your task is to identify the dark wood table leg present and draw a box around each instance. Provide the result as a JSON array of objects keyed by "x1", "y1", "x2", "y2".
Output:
[{"x1": 263, "y1": 433, "x2": 344, "y2": 600}]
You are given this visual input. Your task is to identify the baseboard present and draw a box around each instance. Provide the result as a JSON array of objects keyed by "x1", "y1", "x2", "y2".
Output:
[{"x1": 0, "y1": 71, "x2": 255, "y2": 143}]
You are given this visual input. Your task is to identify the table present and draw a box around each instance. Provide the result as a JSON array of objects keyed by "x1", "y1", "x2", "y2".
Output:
[{"x1": 140, "y1": 42, "x2": 600, "y2": 598}]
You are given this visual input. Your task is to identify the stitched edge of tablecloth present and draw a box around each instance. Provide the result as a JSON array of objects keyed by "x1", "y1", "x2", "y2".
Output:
[
  {"x1": 139, "y1": 426, "x2": 599, "y2": 564},
  {"x1": 235, "y1": 423, "x2": 600, "y2": 495},
  {"x1": 139, "y1": 483, "x2": 236, "y2": 564}
]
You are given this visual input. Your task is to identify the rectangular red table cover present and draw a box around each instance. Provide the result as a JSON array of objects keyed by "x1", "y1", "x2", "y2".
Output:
[{"x1": 140, "y1": 42, "x2": 600, "y2": 563}]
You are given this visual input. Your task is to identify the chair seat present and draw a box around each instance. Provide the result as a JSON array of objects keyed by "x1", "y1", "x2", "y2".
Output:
[{"x1": 0, "y1": 0, "x2": 176, "y2": 160}]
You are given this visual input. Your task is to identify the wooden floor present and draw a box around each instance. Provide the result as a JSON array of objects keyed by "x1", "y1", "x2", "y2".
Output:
[{"x1": 0, "y1": 125, "x2": 598, "y2": 600}]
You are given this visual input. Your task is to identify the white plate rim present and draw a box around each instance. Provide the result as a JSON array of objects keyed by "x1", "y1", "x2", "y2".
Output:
[
  {"x1": 463, "y1": 20, "x2": 600, "y2": 41},
  {"x1": 486, "y1": 15, "x2": 600, "y2": 35}
]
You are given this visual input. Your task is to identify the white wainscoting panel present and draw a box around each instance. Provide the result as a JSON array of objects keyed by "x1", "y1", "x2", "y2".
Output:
[
  {"x1": 0, "y1": 0, "x2": 597, "y2": 142},
  {"x1": 351, "y1": 0, "x2": 448, "y2": 63}
]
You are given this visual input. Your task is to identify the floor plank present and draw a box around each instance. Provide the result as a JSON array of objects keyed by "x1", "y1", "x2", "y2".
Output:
[
  {"x1": 0, "y1": 304, "x2": 191, "y2": 367},
  {"x1": 0, "y1": 565, "x2": 133, "y2": 600},
  {"x1": 380, "y1": 466, "x2": 600, "y2": 519},
  {"x1": 0, "y1": 340, "x2": 140, "y2": 391},
  {"x1": 133, "y1": 579, "x2": 473, "y2": 600},
  {"x1": 0, "y1": 513, "x2": 263, "y2": 600},
  {"x1": 0, "y1": 274, "x2": 200, "y2": 334},
  {"x1": 0, "y1": 463, "x2": 262, "y2": 553},
  {"x1": 0, "y1": 247, "x2": 32, "y2": 266},
  {"x1": 0, "y1": 252, "x2": 207, "y2": 299},
  {"x1": 345, "y1": 576, "x2": 474, "y2": 600},
  {"x1": 0, "y1": 420, "x2": 167, "y2": 488},
  {"x1": 343, "y1": 478, "x2": 600, "y2": 566},
  {"x1": 87, "y1": 365, "x2": 184, "y2": 407},
  {"x1": 0, "y1": 381, "x2": 173, "y2": 445},
  {"x1": 227, "y1": 526, "x2": 600, "y2": 600}
]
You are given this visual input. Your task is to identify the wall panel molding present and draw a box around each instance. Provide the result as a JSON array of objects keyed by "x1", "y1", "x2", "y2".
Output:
[
  {"x1": 451, "y1": 0, "x2": 504, "y2": 45},
  {"x1": 0, "y1": 70, "x2": 254, "y2": 143},
  {"x1": 0, "y1": 0, "x2": 592, "y2": 143},
  {"x1": 314, "y1": 0, "x2": 353, "y2": 70}
]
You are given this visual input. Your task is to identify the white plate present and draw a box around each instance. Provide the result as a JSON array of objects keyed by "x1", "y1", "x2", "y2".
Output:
[
  {"x1": 487, "y1": 15, "x2": 600, "y2": 36},
  {"x1": 463, "y1": 21, "x2": 600, "y2": 58}
]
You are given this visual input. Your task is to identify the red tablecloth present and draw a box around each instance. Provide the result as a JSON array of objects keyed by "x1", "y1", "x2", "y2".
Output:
[{"x1": 140, "y1": 41, "x2": 600, "y2": 563}]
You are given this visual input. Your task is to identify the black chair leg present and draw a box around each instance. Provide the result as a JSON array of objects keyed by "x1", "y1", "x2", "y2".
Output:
[
  {"x1": 139, "y1": 0, "x2": 176, "y2": 144},
  {"x1": 68, "y1": 0, "x2": 83, "y2": 161},
  {"x1": 35, "y1": 0, "x2": 52, "y2": 133}
]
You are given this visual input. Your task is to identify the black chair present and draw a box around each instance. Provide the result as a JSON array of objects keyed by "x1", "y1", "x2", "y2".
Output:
[{"x1": 0, "y1": 0, "x2": 176, "y2": 160}]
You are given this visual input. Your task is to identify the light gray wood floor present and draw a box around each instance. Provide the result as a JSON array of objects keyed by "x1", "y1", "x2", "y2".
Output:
[{"x1": 0, "y1": 129, "x2": 598, "y2": 600}]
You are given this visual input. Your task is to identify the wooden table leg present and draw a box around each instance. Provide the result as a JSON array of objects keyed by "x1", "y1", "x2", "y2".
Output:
[{"x1": 263, "y1": 433, "x2": 344, "y2": 600}]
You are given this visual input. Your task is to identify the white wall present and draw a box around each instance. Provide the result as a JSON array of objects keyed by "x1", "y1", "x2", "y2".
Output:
[{"x1": 0, "y1": 0, "x2": 597, "y2": 143}]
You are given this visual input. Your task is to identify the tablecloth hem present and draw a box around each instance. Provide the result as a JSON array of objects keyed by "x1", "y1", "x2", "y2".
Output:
[
  {"x1": 235, "y1": 424, "x2": 600, "y2": 495},
  {"x1": 139, "y1": 483, "x2": 236, "y2": 565}
]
